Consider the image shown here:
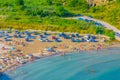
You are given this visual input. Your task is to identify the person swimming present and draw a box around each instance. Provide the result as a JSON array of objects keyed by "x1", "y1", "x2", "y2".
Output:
[
  {"x1": 21, "y1": 70, "x2": 27, "y2": 75},
  {"x1": 91, "y1": 69, "x2": 95, "y2": 74}
]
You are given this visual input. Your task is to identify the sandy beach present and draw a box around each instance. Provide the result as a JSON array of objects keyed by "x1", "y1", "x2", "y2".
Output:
[{"x1": 0, "y1": 30, "x2": 118, "y2": 74}]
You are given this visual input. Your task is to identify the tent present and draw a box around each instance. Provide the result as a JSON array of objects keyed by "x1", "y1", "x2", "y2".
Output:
[{"x1": 47, "y1": 47, "x2": 54, "y2": 52}]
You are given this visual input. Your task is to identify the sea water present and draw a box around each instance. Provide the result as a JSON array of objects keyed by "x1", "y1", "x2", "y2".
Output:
[{"x1": 1, "y1": 48, "x2": 120, "y2": 80}]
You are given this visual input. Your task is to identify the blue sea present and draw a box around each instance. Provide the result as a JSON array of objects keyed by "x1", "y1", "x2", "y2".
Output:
[{"x1": 1, "y1": 48, "x2": 120, "y2": 80}]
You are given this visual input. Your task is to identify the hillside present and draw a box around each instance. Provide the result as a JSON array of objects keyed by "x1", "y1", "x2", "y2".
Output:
[{"x1": 0, "y1": 0, "x2": 119, "y2": 40}]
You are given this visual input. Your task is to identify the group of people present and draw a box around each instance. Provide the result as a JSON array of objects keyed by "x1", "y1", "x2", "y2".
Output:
[{"x1": 0, "y1": 30, "x2": 109, "y2": 74}]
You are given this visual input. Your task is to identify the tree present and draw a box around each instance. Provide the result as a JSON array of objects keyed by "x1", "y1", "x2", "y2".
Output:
[
  {"x1": 16, "y1": 0, "x2": 24, "y2": 6},
  {"x1": 55, "y1": 6, "x2": 68, "y2": 16},
  {"x1": 116, "y1": 0, "x2": 120, "y2": 3}
]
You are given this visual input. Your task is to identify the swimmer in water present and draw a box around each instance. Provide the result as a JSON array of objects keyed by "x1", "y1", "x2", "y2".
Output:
[
  {"x1": 68, "y1": 57, "x2": 71, "y2": 61},
  {"x1": 14, "y1": 71, "x2": 17, "y2": 75},
  {"x1": 21, "y1": 70, "x2": 27, "y2": 74},
  {"x1": 92, "y1": 69, "x2": 94, "y2": 74},
  {"x1": 86, "y1": 68, "x2": 89, "y2": 73}
]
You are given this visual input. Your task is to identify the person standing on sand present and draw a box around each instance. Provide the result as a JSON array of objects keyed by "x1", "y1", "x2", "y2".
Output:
[{"x1": 97, "y1": 46, "x2": 101, "y2": 52}]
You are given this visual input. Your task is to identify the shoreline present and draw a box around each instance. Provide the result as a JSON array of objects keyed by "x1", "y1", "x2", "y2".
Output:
[
  {"x1": 0, "y1": 43, "x2": 118, "y2": 75},
  {"x1": 0, "y1": 30, "x2": 120, "y2": 76}
]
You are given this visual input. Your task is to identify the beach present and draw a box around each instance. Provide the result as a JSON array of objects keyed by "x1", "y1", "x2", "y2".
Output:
[
  {"x1": 3, "y1": 47, "x2": 120, "y2": 80},
  {"x1": 0, "y1": 30, "x2": 118, "y2": 74}
]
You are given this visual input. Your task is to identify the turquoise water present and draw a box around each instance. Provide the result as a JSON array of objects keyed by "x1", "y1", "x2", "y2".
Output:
[{"x1": 1, "y1": 48, "x2": 120, "y2": 80}]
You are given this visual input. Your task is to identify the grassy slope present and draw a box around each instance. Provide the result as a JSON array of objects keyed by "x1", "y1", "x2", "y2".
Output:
[
  {"x1": 0, "y1": 0, "x2": 116, "y2": 39},
  {"x1": 69, "y1": 2, "x2": 120, "y2": 29}
]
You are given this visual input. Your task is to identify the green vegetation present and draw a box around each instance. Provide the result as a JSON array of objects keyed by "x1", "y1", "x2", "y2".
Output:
[
  {"x1": 70, "y1": 0, "x2": 120, "y2": 30},
  {"x1": 0, "y1": 0, "x2": 118, "y2": 40}
]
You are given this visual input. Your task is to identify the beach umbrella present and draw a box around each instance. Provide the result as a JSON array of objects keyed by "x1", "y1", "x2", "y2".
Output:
[
  {"x1": 33, "y1": 31, "x2": 37, "y2": 35},
  {"x1": 78, "y1": 14, "x2": 81, "y2": 17},
  {"x1": 55, "y1": 38, "x2": 61, "y2": 42},
  {"x1": 11, "y1": 46, "x2": 15, "y2": 51},
  {"x1": 86, "y1": 34, "x2": 91, "y2": 40},
  {"x1": 4, "y1": 37, "x2": 8, "y2": 41},
  {"x1": 57, "y1": 34, "x2": 62, "y2": 37},
  {"x1": 29, "y1": 54, "x2": 33, "y2": 57},
  {"x1": 47, "y1": 47, "x2": 54, "y2": 52},
  {"x1": 90, "y1": 38, "x2": 96, "y2": 42},
  {"x1": 52, "y1": 36, "x2": 56, "y2": 40},
  {"x1": 71, "y1": 38, "x2": 76, "y2": 42},
  {"x1": 81, "y1": 37, "x2": 85, "y2": 42},
  {"x1": 76, "y1": 33, "x2": 79, "y2": 37},
  {"x1": 44, "y1": 32, "x2": 47, "y2": 35},
  {"x1": 25, "y1": 36, "x2": 29, "y2": 41},
  {"x1": 71, "y1": 34, "x2": 75, "y2": 37},
  {"x1": 18, "y1": 33, "x2": 22, "y2": 38},
  {"x1": 0, "y1": 66, "x2": 2, "y2": 69}
]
